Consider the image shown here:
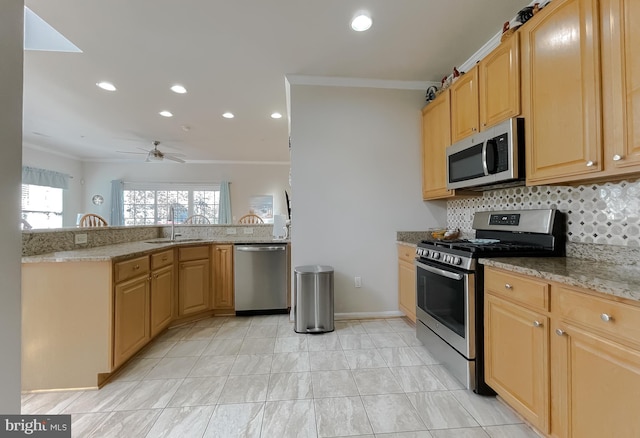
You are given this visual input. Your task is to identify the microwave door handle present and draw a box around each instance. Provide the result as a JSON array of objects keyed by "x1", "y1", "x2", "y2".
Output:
[
  {"x1": 482, "y1": 141, "x2": 489, "y2": 176},
  {"x1": 415, "y1": 261, "x2": 463, "y2": 281}
]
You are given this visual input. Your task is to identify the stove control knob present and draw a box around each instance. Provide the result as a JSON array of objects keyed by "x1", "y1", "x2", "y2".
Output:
[
  {"x1": 445, "y1": 255, "x2": 451, "y2": 263},
  {"x1": 432, "y1": 252, "x2": 440, "y2": 260},
  {"x1": 416, "y1": 249, "x2": 422, "y2": 257},
  {"x1": 454, "y1": 257, "x2": 462, "y2": 265}
]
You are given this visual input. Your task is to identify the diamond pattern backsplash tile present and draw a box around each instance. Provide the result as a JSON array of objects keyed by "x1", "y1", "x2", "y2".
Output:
[{"x1": 447, "y1": 179, "x2": 640, "y2": 247}]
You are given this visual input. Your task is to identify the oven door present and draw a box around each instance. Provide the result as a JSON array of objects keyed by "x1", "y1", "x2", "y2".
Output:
[{"x1": 415, "y1": 259, "x2": 475, "y2": 359}]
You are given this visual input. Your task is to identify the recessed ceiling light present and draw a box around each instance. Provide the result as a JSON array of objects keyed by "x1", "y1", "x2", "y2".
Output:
[
  {"x1": 171, "y1": 84, "x2": 187, "y2": 94},
  {"x1": 271, "y1": 112, "x2": 283, "y2": 119},
  {"x1": 351, "y1": 13, "x2": 372, "y2": 32},
  {"x1": 96, "y1": 81, "x2": 116, "y2": 91},
  {"x1": 159, "y1": 110, "x2": 173, "y2": 117},
  {"x1": 222, "y1": 112, "x2": 235, "y2": 119}
]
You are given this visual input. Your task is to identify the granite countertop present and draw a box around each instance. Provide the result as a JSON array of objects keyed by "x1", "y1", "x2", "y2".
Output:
[
  {"x1": 22, "y1": 237, "x2": 289, "y2": 263},
  {"x1": 480, "y1": 257, "x2": 640, "y2": 302}
]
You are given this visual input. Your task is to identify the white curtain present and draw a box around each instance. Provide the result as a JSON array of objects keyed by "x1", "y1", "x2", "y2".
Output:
[
  {"x1": 219, "y1": 181, "x2": 232, "y2": 224},
  {"x1": 22, "y1": 166, "x2": 69, "y2": 189},
  {"x1": 110, "y1": 179, "x2": 125, "y2": 226}
]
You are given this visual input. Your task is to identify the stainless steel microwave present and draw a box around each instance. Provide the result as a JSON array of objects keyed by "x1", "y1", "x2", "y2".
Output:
[{"x1": 446, "y1": 118, "x2": 525, "y2": 190}]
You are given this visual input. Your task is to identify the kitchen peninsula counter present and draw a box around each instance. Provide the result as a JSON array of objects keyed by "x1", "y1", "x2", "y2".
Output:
[{"x1": 22, "y1": 237, "x2": 289, "y2": 263}]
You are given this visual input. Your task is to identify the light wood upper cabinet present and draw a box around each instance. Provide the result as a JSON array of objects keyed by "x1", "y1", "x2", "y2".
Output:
[
  {"x1": 600, "y1": 0, "x2": 640, "y2": 176},
  {"x1": 397, "y1": 243, "x2": 416, "y2": 323},
  {"x1": 113, "y1": 274, "x2": 150, "y2": 368},
  {"x1": 213, "y1": 244, "x2": 234, "y2": 310},
  {"x1": 479, "y1": 33, "x2": 521, "y2": 130},
  {"x1": 522, "y1": 0, "x2": 602, "y2": 184},
  {"x1": 422, "y1": 91, "x2": 455, "y2": 200},
  {"x1": 450, "y1": 66, "x2": 480, "y2": 143}
]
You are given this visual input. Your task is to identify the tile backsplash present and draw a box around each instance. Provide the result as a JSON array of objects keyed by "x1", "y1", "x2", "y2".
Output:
[{"x1": 447, "y1": 179, "x2": 640, "y2": 247}]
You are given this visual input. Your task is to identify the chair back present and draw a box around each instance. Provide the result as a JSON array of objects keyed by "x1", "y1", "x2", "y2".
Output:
[
  {"x1": 79, "y1": 213, "x2": 108, "y2": 227},
  {"x1": 238, "y1": 214, "x2": 264, "y2": 224},
  {"x1": 183, "y1": 215, "x2": 210, "y2": 224}
]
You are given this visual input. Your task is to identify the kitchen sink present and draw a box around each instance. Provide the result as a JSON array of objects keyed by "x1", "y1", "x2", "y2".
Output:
[{"x1": 143, "y1": 238, "x2": 205, "y2": 244}]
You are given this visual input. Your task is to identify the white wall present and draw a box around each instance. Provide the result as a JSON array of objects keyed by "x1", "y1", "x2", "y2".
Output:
[
  {"x1": 1, "y1": 0, "x2": 24, "y2": 414},
  {"x1": 22, "y1": 144, "x2": 84, "y2": 227},
  {"x1": 81, "y1": 161, "x2": 290, "y2": 222},
  {"x1": 289, "y1": 85, "x2": 446, "y2": 316}
]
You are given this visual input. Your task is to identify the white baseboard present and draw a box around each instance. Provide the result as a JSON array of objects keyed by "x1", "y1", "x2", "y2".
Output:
[{"x1": 334, "y1": 311, "x2": 405, "y2": 320}]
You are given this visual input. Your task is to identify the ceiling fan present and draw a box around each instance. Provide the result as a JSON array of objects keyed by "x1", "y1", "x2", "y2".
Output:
[{"x1": 117, "y1": 140, "x2": 186, "y2": 163}]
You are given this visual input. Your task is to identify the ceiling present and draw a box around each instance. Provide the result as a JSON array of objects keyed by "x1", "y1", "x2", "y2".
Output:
[{"x1": 23, "y1": 0, "x2": 530, "y2": 164}]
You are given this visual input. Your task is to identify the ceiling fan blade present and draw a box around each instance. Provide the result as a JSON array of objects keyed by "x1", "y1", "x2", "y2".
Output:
[
  {"x1": 164, "y1": 155, "x2": 186, "y2": 163},
  {"x1": 116, "y1": 150, "x2": 147, "y2": 155}
]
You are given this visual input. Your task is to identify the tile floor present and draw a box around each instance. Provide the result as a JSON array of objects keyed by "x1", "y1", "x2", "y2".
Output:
[{"x1": 21, "y1": 316, "x2": 541, "y2": 438}]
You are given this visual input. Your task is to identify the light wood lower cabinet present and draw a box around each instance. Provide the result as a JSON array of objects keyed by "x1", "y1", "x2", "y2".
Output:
[
  {"x1": 213, "y1": 244, "x2": 234, "y2": 310},
  {"x1": 113, "y1": 274, "x2": 150, "y2": 369},
  {"x1": 485, "y1": 266, "x2": 640, "y2": 437},
  {"x1": 150, "y1": 264, "x2": 174, "y2": 337},
  {"x1": 397, "y1": 243, "x2": 416, "y2": 322},
  {"x1": 485, "y1": 268, "x2": 550, "y2": 433},
  {"x1": 177, "y1": 245, "x2": 211, "y2": 316}
]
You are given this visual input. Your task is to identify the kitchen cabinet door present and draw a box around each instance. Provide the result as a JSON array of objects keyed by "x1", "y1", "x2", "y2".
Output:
[
  {"x1": 450, "y1": 66, "x2": 480, "y2": 143},
  {"x1": 178, "y1": 258, "x2": 210, "y2": 316},
  {"x1": 600, "y1": 0, "x2": 640, "y2": 176},
  {"x1": 397, "y1": 244, "x2": 416, "y2": 322},
  {"x1": 552, "y1": 322, "x2": 640, "y2": 438},
  {"x1": 485, "y1": 293, "x2": 550, "y2": 433},
  {"x1": 150, "y1": 264, "x2": 174, "y2": 337},
  {"x1": 213, "y1": 244, "x2": 234, "y2": 310},
  {"x1": 479, "y1": 33, "x2": 520, "y2": 130},
  {"x1": 422, "y1": 91, "x2": 455, "y2": 200},
  {"x1": 114, "y1": 275, "x2": 150, "y2": 368},
  {"x1": 522, "y1": 0, "x2": 602, "y2": 184}
]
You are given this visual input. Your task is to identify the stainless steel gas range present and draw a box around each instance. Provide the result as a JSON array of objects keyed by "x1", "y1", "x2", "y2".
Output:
[{"x1": 415, "y1": 209, "x2": 565, "y2": 395}]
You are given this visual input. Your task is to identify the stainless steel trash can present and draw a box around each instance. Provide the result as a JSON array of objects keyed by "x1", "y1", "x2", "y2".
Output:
[{"x1": 294, "y1": 265, "x2": 334, "y2": 333}]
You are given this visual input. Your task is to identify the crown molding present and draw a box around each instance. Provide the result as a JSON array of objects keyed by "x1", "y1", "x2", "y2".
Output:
[{"x1": 286, "y1": 75, "x2": 436, "y2": 90}]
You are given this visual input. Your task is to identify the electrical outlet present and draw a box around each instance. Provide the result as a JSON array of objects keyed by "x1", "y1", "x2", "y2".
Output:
[
  {"x1": 226, "y1": 227, "x2": 237, "y2": 235},
  {"x1": 355, "y1": 276, "x2": 362, "y2": 288},
  {"x1": 75, "y1": 233, "x2": 88, "y2": 244},
  {"x1": 243, "y1": 227, "x2": 254, "y2": 234}
]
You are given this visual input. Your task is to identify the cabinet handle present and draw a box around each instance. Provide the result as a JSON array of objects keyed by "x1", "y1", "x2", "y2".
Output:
[
  {"x1": 472, "y1": 127, "x2": 477, "y2": 132},
  {"x1": 555, "y1": 328, "x2": 566, "y2": 336},
  {"x1": 600, "y1": 313, "x2": 613, "y2": 322},
  {"x1": 612, "y1": 154, "x2": 623, "y2": 161},
  {"x1": 162, "y1": 256, "x2": 168, "y2": 261},
  {"x1": 586, "y1": 160, "x2": 595, "y2": 167},
  {"x1": 504, "y1": 283, "x2": 513, "y2": 290},
  {"x1": 134, "y1": 264, "x2": 140, "y2": 270},
  {"x1": 533, "y1": 320, "x2": 542, "y2": 327}
]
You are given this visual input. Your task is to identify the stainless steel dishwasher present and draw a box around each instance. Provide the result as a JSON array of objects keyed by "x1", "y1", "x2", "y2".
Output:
[{"x1": 234, "y1": 243, "x2": 288, "y2": 315}]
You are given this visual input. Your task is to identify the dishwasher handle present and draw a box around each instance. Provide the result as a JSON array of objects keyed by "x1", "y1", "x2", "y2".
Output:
[{"x1": 235, "y1": 245, "x2": 286, "y2": 252}]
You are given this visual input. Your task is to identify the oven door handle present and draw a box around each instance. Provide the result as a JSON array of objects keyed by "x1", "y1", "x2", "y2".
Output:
[{"x1": 415, "y1": 261, "x2": 464, "y2": 281}]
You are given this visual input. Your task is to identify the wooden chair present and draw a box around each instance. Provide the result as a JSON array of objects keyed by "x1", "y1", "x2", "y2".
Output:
[
  {"x1": 79, "y1": 213, "x2": 108, "y2": 227},
  {"x1": 183, "y1": 214, "x2": 210, "y2": 224},
  {"x1": 238, "y1": 214, "x2": 264, "y2": 224}
]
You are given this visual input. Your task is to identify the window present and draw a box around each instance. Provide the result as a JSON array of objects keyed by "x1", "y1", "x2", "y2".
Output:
[
  {"x1": 21, "y1": 184, "x2": 64, "y2": 229},
  {"x1": 123, "y1": 183, "x2": 220, "y2": 225}
]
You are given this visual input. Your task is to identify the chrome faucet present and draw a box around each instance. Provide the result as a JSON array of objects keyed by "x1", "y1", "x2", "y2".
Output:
[{"x1": 169, "y1": 205, "x2": 182, "y2": 241}]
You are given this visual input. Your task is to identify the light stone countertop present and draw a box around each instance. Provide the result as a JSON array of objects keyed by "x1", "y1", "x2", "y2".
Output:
[
  {"x1": 480, "y1": 257, "x2": 640, "y2": 302},
  {"x1": 22, "y1": 237, "x2": 289, "y2": 263}
]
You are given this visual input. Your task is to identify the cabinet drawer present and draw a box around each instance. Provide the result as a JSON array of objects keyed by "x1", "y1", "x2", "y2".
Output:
[
  {"x1": 555, "y1": 286, "x2": 640, "y2": 347},
  {"x1": 397, "y1": 244, "x2": 416, "y2": 263},
  {"x1": 114, "y1": 256, "x2": 150, "y2": 283},
  {"x1": 178, "y1": 245, "x2": 210, "y2": 261},
  {"x1": 485, "y1": 267, "x2": 549, "y2": 311},
  {"x1": 151, "y1": 249, "x2": 174, "y2": 270}
]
